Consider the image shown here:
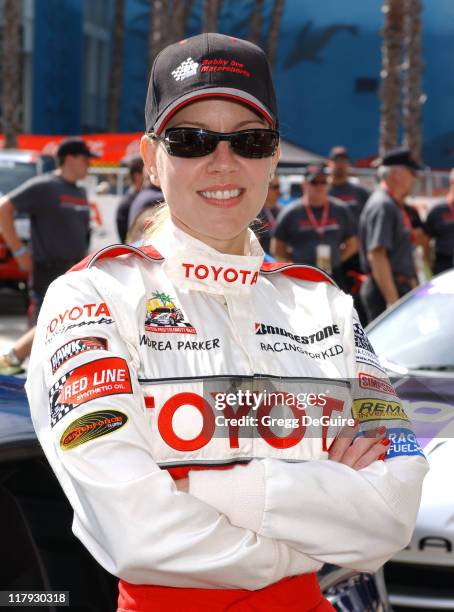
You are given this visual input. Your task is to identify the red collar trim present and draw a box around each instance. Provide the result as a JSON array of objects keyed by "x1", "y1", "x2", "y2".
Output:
[
  {"x1": 260, "y1": 261, "x2": 337, "y2": 287},
  {"x1": 70, "y1": 247, "x2": 336, "y2": 288},
  {"x1": 69, "y1": 244, "x2": 164, "y2": 272}
]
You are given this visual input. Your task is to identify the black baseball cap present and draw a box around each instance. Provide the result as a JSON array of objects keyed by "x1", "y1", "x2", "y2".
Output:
[
  {"x1": 374, "y1": 147, "x2": 423, "y2": 171},
  {"x1": 329, "y1": 146, "x2": 349, "y2": 160},
  {"x1": 304, "y1": 163, "x2": 328, "y2": 182},
  {"x1": 57, "y1": 138, "x2": 99, "y2": 158},
  {"x1": 145, "y1": 33, "x2": 278, "y2": 135}
]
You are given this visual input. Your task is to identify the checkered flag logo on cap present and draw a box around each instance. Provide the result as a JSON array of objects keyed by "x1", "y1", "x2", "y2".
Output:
[
  {"x1": 49, "y1": 369, "x2": 74, "y2": 428},
  {"x1": 171, "y1": 57, "x2": 199, "y2": 82}
]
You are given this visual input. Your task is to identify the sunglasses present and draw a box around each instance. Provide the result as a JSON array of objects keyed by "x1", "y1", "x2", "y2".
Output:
[
  {"x1": 310, "y1": 178, "x2": 328, "y2": 186},
  {"x1": 151, "y1": 127, "x2": 279, "y2": 159}
]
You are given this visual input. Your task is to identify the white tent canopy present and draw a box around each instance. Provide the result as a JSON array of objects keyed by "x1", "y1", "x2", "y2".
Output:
[{"x1": 278, "y1": 139, "x2": 326, "y2": 168}]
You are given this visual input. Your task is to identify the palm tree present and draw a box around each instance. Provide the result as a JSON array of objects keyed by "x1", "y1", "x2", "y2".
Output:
[
  {"x1": 151, "y1": 290, "x2": 173, "y2": 306},
  {"x1": 266, "y1": 0, "x2": 286, "y2": 66},
  {"x1": 248, "y1": 0, "x2": 264, "y2": 46},
  {"x1": 1, "y1": 0, "x2": 21, "y2": 148},
  {"x1": 149, "y1": 0, "x2": 169, "y2": 68},
  {"x1": 202, "y1": 0, "x2": 222, "y2": 33},
  {"x1": 379, "y1": 0, "x2": 405, "y2": 156},
  {"x1": 172, "y1": 0, "x2": 188, "y2": 42},
  {"x1": 148, "y1": 0, "x2": 196, "y2": 71},
  {"x1": 160, "y1": 293, "x2": 174, "y2": 306},
  {"x1": 402, "y1": 0, "x2": 423, "y2": 162},
  {"x1": 107, "y1": 0, "x2": 124, "y2": 132}
]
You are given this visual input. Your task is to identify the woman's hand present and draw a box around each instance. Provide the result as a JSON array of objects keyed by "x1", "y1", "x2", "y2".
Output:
[{"x1": 328, "y1": 422, "x2": 390, "y2": 470}]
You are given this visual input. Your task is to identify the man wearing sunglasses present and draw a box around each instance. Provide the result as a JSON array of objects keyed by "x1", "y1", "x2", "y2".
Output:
[{"x1": 271, "y1": 164, "x2": 358, "y2": 291}]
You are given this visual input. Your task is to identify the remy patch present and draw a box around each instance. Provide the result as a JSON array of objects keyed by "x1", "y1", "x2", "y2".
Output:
[
  {"x1": 352, "y1": 399, "x2": 409, "y2": 422},
  {"x1": 60, "y1": 410, "x2": 128, "y2": 450}
]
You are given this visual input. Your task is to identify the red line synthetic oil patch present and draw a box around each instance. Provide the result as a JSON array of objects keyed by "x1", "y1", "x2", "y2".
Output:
[
  {"x1": 50, "y1": 337, "x2": 108, "y2": 374},
  {"x1": 49, "y1": 357, "x2": 132, "y2": 427},
  {"x1": 60, "y1": 410, "x2": 128, "y2": 450}
]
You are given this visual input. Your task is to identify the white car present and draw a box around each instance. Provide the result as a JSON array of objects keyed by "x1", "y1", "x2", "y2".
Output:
[{"x1": 367, "y1": 269, "x2": 454, "y2": 612}]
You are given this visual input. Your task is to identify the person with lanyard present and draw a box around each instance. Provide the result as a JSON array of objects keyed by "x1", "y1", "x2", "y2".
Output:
[
  {"x1": 271, "y1": 163, "x2": 358, "y2": 291},
  {"x1": 327, "y1": 146, "x2": 371, "y2": 324},
  {"x1": 26, "y1": 34, "x2": 427, "y2": 612},
  {"x1": 359, "y1": 147, "x2": 423, "y2": 323},
  {"x1": 256, "y1": 175, "x2": 281, "y2": 255},
  {"x1": 0, "y1": 138, "x2": 97, "y2": 373},
  {"x1": 424, "y1": 167, "x2": 454, "y2": 274}
]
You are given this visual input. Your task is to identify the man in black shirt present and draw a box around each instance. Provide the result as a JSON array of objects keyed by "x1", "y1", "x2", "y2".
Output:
[
  {"x1": 328, "y1": 146, "x2": 370, "y2": 225},
  {"x1": 359, "y1": 147, "x2": 423, "y2": 323},
  {"x1": 327, "y1": 146, "x2": 370, "y2": 323},
  {"x1": 271, "y1": 164, "x2": 358, "y2": 290},
  {"x1": 0, "y1": 137, "x2": 97, "y2": 371},
  {"x1": 425, "y1": 168, "x2": 454, "y2": 274}
]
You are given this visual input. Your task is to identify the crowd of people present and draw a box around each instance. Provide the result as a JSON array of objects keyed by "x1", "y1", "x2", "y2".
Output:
[
  {"x1": 0, "y1": 123, "x2": 453, "y2": 373},
  {"x1": 255, "y1": 145, "x2": 454, "y2": 326}
]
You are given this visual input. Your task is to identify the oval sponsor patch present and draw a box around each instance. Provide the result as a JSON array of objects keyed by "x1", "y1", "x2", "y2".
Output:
[
  {"x1": 352, "y1": 398, "x2": 409, "y2": 422},
  {"x1": 60, "y1": 409, "x2": 128, "y2": 450}
]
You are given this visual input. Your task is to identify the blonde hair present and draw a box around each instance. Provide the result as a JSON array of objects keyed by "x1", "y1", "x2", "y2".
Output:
[{"x1": 142, "y1": 202, "x2": 170, "y2": 241}]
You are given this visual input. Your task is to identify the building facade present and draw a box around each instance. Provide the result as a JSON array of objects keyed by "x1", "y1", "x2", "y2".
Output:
[{"x1": 3, "y1": 0, "x2": 454, "y2": 167}]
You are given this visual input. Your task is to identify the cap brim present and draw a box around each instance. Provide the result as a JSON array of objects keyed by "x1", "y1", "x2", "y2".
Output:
[
  {"x1": 408, "y1": 160, "x2": 424, "y2": 171},
  {"x1": 153, "y1": 88, "x2": 275, "y2": 134}
]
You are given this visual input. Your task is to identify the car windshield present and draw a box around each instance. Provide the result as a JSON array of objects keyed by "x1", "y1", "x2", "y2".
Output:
[
  {"x1": 367, "y1": 276, "x2": 454, "y2": 371},
  {"x1": 0, "y1": 162, "x2": 36, "y2": 195}
]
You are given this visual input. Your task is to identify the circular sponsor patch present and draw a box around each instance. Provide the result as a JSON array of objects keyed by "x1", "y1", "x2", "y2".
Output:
[{"x1": 60, "y1": 410, "x2": 128, "y2": 450}]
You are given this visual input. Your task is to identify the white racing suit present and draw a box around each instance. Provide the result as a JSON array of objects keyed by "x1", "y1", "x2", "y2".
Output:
[{"x1": 26, "y1": 221, "x2": 428, "y2": 610}]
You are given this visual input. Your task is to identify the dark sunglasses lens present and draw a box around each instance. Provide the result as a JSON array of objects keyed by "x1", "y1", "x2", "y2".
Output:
[
  {"x1": 165, "y1": 129, "x2": 217, "y2": 157},
  {"x1": 231, "y1": 130, "x2": 279, "y2": 158}
]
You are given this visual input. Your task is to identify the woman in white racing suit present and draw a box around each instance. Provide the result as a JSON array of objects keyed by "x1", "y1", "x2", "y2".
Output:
[{"x1": 26, "y1": 33, "x2": 428, "y2": 612}]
